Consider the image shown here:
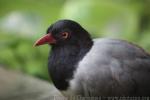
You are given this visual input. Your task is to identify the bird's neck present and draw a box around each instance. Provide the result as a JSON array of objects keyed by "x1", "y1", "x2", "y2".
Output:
[{"x1": 48, "y1": 41, "x2": 93, "y2": 90}]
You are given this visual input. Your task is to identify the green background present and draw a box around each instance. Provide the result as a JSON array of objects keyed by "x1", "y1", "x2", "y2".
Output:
[{"x1": 0, "y1": 0, "x2": 150, "y2": 81}]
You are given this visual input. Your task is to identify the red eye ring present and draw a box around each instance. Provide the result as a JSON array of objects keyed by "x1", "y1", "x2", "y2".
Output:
[{"x1": 62, "y1": 32, "x2": 69, "y2": 39}]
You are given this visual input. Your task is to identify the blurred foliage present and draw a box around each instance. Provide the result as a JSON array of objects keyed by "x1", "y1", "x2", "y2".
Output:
[
  {"x1": 0, "y1": 0, "x2": 150, "y2": 80},
  {"x1": 0, "y1": 32, "x2": 50, "y2": 79}
]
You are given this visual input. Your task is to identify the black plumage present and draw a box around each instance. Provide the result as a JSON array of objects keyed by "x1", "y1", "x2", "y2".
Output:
[{"x1": 47, "y1": 20, "x2": 93, "y2": 90}]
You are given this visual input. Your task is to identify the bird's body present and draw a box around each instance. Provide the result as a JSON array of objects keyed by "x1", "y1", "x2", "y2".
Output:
[
  {"x1": 61, "y1": 38, "x2": 150, "y2": 97},
  {"x1": 34, "y1": 20, "x2": 150, "y2": 97},
  {"x1": 49, "y1": 38, "x2": 150, "y2": 97}
]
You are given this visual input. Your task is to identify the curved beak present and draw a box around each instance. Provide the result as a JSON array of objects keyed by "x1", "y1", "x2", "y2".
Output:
[{"x1": 34, "y1": 33, "x2": 56, "y2": 47}]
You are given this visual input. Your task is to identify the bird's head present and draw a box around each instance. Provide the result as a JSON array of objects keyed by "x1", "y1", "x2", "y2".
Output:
[{"x1": 34, "y1": 20, "x2": 92, "y2": 47}]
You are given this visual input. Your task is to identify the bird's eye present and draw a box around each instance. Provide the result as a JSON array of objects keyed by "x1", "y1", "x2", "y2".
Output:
[{"x1": 61, "y1": 32, "x2": 69, "y2": 39}]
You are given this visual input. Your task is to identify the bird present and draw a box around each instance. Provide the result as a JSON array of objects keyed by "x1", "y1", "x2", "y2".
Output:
[{"x1": 34, "y1": 20, "x2": 150, "y2": 98}]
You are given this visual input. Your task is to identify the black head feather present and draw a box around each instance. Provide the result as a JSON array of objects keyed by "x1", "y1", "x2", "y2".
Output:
[{"x1": 47, "y1": 19, "x2": 92, "y2": 46}]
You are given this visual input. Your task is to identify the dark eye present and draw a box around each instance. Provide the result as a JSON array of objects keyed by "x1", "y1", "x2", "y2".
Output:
[{"x1": 61, "y1": 32, "x2": 69, "y2": 39}]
